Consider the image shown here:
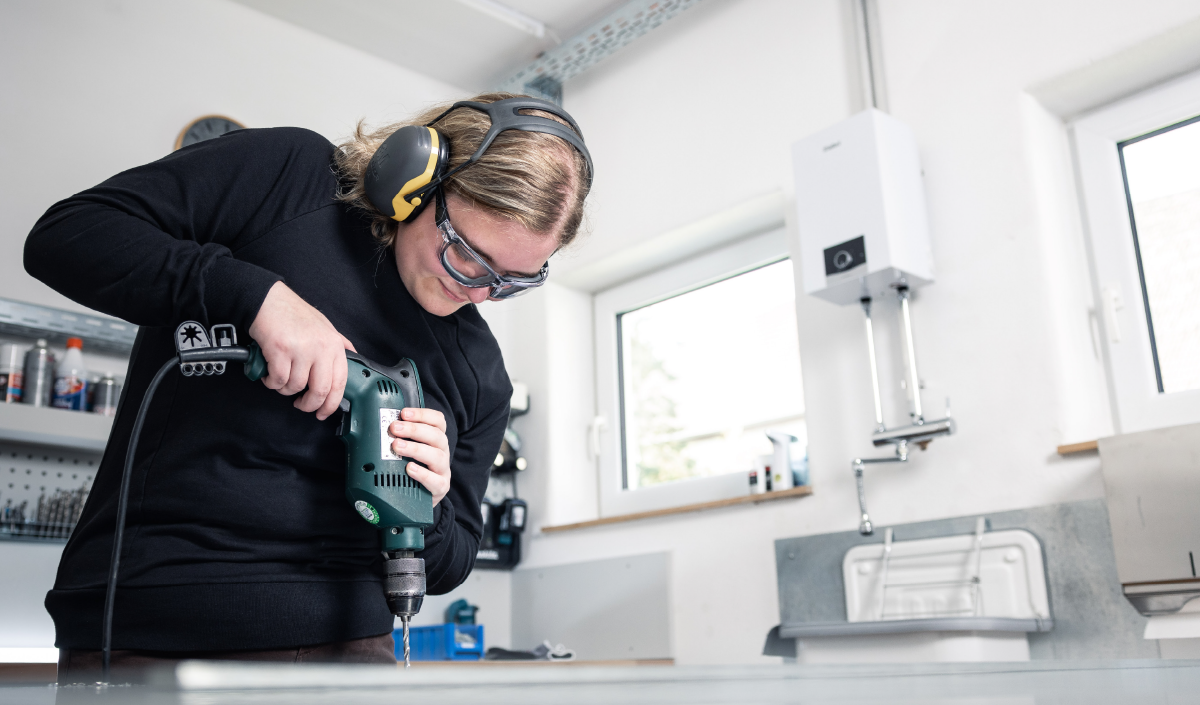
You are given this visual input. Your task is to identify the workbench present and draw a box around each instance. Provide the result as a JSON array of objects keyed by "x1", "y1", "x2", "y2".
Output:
[{"x1": 4, "y1": 659, "x2": 1198, "y2": 704}]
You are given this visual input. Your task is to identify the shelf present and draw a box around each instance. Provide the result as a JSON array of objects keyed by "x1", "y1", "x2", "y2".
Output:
[
  {"x1": 540, "y1": 485, "x2": 813, "y2": 533},
  {"x1": 0, "y1": 296, "x2": 137, "y2": 356},
  {"x1": 0, "y1": 524, "x2": 71, "y2": 544},
  {"x1": 0, "y1": 403, "x2": 112, "y2": 452}
]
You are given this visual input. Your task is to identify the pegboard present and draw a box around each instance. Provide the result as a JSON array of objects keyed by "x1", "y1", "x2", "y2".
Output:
[{"x1": 0, "y1": 441, "x2": 101, "y2": 542}]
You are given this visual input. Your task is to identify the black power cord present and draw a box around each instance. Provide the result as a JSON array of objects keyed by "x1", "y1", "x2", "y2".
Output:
[{"x1": 101, "y1": 346, "x2": 254, "y2": 684}]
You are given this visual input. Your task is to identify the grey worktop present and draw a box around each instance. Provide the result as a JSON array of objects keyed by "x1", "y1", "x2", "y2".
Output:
[{"x1": 5, "y1": 660, "x2": 1199, "y2": 704}]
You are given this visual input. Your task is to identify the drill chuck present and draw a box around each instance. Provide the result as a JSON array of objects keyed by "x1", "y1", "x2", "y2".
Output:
[{"x1": 385, "y1": 553, "x2": 426, "y2": 618}]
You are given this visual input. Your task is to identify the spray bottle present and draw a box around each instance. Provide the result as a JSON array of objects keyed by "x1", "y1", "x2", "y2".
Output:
[{"x1": 52, "y1": 337, "x2": 88, "y2": 411}]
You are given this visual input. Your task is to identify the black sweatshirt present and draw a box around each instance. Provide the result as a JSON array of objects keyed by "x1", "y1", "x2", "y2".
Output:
[{"x1": 24, "y1": 127, "x2": 511, "y2": 651}]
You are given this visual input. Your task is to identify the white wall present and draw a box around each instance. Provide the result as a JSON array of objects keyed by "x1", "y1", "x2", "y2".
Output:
[
  {"x1": 0, "y1": 0, "x2": 466, "y2": 651},
  {"x1": 0, "y1": 0, "x2": 463, "y2": 310},
  {"x1": 484, "y1": 0, "x2": 1200, "y2": 665}
]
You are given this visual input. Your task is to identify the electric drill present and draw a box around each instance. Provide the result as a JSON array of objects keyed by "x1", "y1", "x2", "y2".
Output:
[
  {"x1": 100, "y1": 328, "x2": 434, "y2": 682},
  {"x1": 241, "y1": 344, "x2": 433, "y2": 665}
]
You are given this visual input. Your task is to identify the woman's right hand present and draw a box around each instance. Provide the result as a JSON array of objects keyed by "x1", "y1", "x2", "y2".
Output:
[{"x1": 248, "y1": 281, "x2": 356, "y2": 421}]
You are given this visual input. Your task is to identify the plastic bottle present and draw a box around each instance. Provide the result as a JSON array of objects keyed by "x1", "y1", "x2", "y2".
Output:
[{"x1": 52, "y1": 338, "x2": 88, "y2": 411}]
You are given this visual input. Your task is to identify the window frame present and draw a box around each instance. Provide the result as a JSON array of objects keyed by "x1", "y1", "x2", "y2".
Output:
[
  {"x1": 593, "y1": 227, "x2": 796, "y2": 517},
  {"x1": 1073, "y1": 68, "x2": 1200, "y2": 433}
]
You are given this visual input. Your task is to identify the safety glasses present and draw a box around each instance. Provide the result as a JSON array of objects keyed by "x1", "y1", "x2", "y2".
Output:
[{"x1": 434, "y1": 190, "x2": 549, "y2": 300}]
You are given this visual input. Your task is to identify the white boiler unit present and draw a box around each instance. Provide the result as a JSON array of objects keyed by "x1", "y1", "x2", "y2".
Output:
[{"x1": 792, "y1": 108, "x2": 934, "y2": 306}]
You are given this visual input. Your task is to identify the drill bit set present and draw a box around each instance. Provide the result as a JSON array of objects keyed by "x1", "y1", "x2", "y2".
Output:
[{"x1": 0, "y1": 482, "x2": 90, "y2": 540}]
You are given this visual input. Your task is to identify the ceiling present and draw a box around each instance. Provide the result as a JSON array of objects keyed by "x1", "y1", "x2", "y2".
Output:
[{"x1": 230, "y1": 0, "x2": 626, "y2": 91}]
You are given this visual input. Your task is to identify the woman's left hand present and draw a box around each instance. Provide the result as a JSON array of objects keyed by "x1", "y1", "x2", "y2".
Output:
[{"x1": 389, "y1": 408, "x2": 451, "y2": 506}]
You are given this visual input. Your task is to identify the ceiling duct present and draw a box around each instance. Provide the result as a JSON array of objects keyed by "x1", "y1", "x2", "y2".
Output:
[{"x1": 496, "y1": 0, "x2": 704, "y2": 104}]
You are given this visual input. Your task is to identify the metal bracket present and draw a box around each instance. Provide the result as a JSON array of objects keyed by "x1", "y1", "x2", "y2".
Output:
[{"x1": 495, "y1": 0, "x2": 704, "y2": 102}]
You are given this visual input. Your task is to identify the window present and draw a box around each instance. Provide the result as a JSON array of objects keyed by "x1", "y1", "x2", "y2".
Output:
[
  {"x1": 1118, "y1": 116, "x2": 1200, "y2": 394},
  {"x1": 594, "y1": 228, "x2": 802, "y2": 515},
  {"x1": 1074, "y1": 69, "x2": 1200, "y2": 433},
  {"x1": 618, "y1": 261, "x2": 805, "y2": 490}
]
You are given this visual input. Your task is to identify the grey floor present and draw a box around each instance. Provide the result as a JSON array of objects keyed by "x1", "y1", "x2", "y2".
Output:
[{"x1": 4, "y1": 660, "x2": 1199, "y2": 705}]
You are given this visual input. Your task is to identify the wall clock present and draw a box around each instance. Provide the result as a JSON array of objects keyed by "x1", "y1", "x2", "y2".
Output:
[{"x1": 174, "y1": 115, "x2": 246, "y2": 151}]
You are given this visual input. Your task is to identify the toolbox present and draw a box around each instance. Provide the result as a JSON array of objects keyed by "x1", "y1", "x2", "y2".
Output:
[{"x1": 396, "y1": 623, "x2": 485, "y2": 661}]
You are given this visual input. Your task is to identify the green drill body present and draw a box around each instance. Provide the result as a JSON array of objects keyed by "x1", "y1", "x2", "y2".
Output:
[
  {"x1": 243, "y1": 347, "x2": 434, "y2": 545},
  {"x1": 244, "y1": 346, "x2": 432, "y2": 667},
  {"x1": 335, "y1": 353, "x2": 434, "y2": 551}
]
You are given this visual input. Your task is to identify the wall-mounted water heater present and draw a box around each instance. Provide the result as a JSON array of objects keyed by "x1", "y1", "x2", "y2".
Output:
[
  {"x1": 793, "y1": 108, "x2": 934, "y2": 305},
  {"x1": 792, "y1": 108, "x2": 954, "y2": 535}
]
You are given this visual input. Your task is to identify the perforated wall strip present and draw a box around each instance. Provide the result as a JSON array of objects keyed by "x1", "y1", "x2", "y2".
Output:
[{"x1": 0, "y1": 441, "x2": 102, "y2": 542}]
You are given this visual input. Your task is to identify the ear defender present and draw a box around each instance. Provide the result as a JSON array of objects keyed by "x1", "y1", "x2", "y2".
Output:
[
  {"x1": 364, "y1": 125, "x2": 450, "y2": 223},
  {"x1": 363, "y1": 97, "x2": 592, "y2": 226}
]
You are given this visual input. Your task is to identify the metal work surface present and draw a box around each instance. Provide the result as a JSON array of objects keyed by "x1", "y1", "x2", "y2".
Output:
[{"x1": 5, "y1": 660, "x2": 1199, "y2": 704}]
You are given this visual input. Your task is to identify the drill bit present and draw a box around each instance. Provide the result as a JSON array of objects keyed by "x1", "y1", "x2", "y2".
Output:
[{"x1": 401, "y1": 616, "x2": 411, "y2": 669}]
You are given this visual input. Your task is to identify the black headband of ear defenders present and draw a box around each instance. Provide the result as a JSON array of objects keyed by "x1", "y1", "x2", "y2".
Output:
[{"x1": 410, "y1": 97, "x2": 594, "y2": 202}]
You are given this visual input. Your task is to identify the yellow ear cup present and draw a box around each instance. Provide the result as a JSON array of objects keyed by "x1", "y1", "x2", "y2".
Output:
[{"x1": 389, "y1": 128, "x2": 440, "y2": 222}]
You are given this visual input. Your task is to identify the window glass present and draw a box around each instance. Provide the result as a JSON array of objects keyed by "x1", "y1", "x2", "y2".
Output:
[
  {"x1": 617, "y1": 260, "x2": 806, "y2": 490},
  {"x1": 1120, "y1": 115, "x2": 1200, "y2": 393}
]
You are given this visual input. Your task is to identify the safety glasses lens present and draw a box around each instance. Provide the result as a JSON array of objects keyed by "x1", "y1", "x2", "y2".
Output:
[
  {"x1": 445, "y1": 241, "x2": 491, "y2": 280},
  {"x1": 490, "y1": 283, "x2": 533, "y2": 299}
]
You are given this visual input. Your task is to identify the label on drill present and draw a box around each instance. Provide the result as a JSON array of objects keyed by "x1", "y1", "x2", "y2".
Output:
[
  {"x1": 380, "y1": 408, "x2": 402, "y2": 461},
  {"x1": 354, "y1": 500, "x2": 380, "y2": 524}
]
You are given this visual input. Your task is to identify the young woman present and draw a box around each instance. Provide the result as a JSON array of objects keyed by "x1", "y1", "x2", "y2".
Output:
[{"x1": 24, "y1": 93, "x2": 591, "y2": 679}]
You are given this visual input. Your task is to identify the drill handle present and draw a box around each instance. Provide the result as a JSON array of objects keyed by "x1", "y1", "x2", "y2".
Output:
[{"x1": 240, "y1": 344, "x2": 423, "y2": 412}]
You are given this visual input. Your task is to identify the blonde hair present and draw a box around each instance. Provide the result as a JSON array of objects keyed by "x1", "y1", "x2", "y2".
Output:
[{"x1": 336, "y1": 93, "x2": 590, "y2": 249}]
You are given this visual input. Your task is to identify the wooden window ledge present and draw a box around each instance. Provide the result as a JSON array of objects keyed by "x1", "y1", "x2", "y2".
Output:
[
  {"x1": 1057, "y1": 440, "x2": 1099, "y2": 455},
  {"x1": 540, "y1": 485, "x2": 813, "y2": 534}
]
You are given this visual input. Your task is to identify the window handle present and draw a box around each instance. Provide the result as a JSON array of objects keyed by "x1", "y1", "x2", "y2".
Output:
[
  {"x1": 1102, "y1": 286, "x2": 1124, "y2": 344},
  {"x1": 587, "y1": 416, "x2": 607, "y2": 461}
]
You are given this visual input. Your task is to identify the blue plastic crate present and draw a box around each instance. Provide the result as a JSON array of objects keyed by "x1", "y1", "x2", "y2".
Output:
[{"x1": 395, "y1": 623, "x2": 484, "y2": 661}]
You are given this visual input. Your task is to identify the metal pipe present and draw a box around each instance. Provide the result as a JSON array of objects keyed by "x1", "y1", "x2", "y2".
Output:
[
  {"x1": 971, "y1": 517, "x2": 986, "y2": 617},
  {"x1": 858, "y1": 0, "x2": 880, "y2": 110},
  {"x1": 871, "y1": 417, "x2": 955, "y2": 448},
  {"x1": 852, "y1": 442, "x2": 910, "y2": 536},
  {"x1": 854, "y1": 461, "x2": 872, "y2": 536},
  {"x1": 878, "y1": 527, "x2": 894, "y2": 620},
  {"x1": 861, "y1": 298, "x2": 886, "y2": 432},
  {"x1": 897, "y1": 287, "x2": 924, "y2": 423}
]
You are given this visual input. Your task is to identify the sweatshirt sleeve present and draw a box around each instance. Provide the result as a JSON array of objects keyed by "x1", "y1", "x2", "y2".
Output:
[
  {"x1": 23, "y1": 127, "x2": 336, "y2": 333},
  {"x1": 419, "y1": 394, "x2": 510, "y2": 594}
]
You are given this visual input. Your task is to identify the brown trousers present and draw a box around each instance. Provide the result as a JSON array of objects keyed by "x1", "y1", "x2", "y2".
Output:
[{"x1": 57, "y1": 633, "x2": 397, "y2": 684}]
